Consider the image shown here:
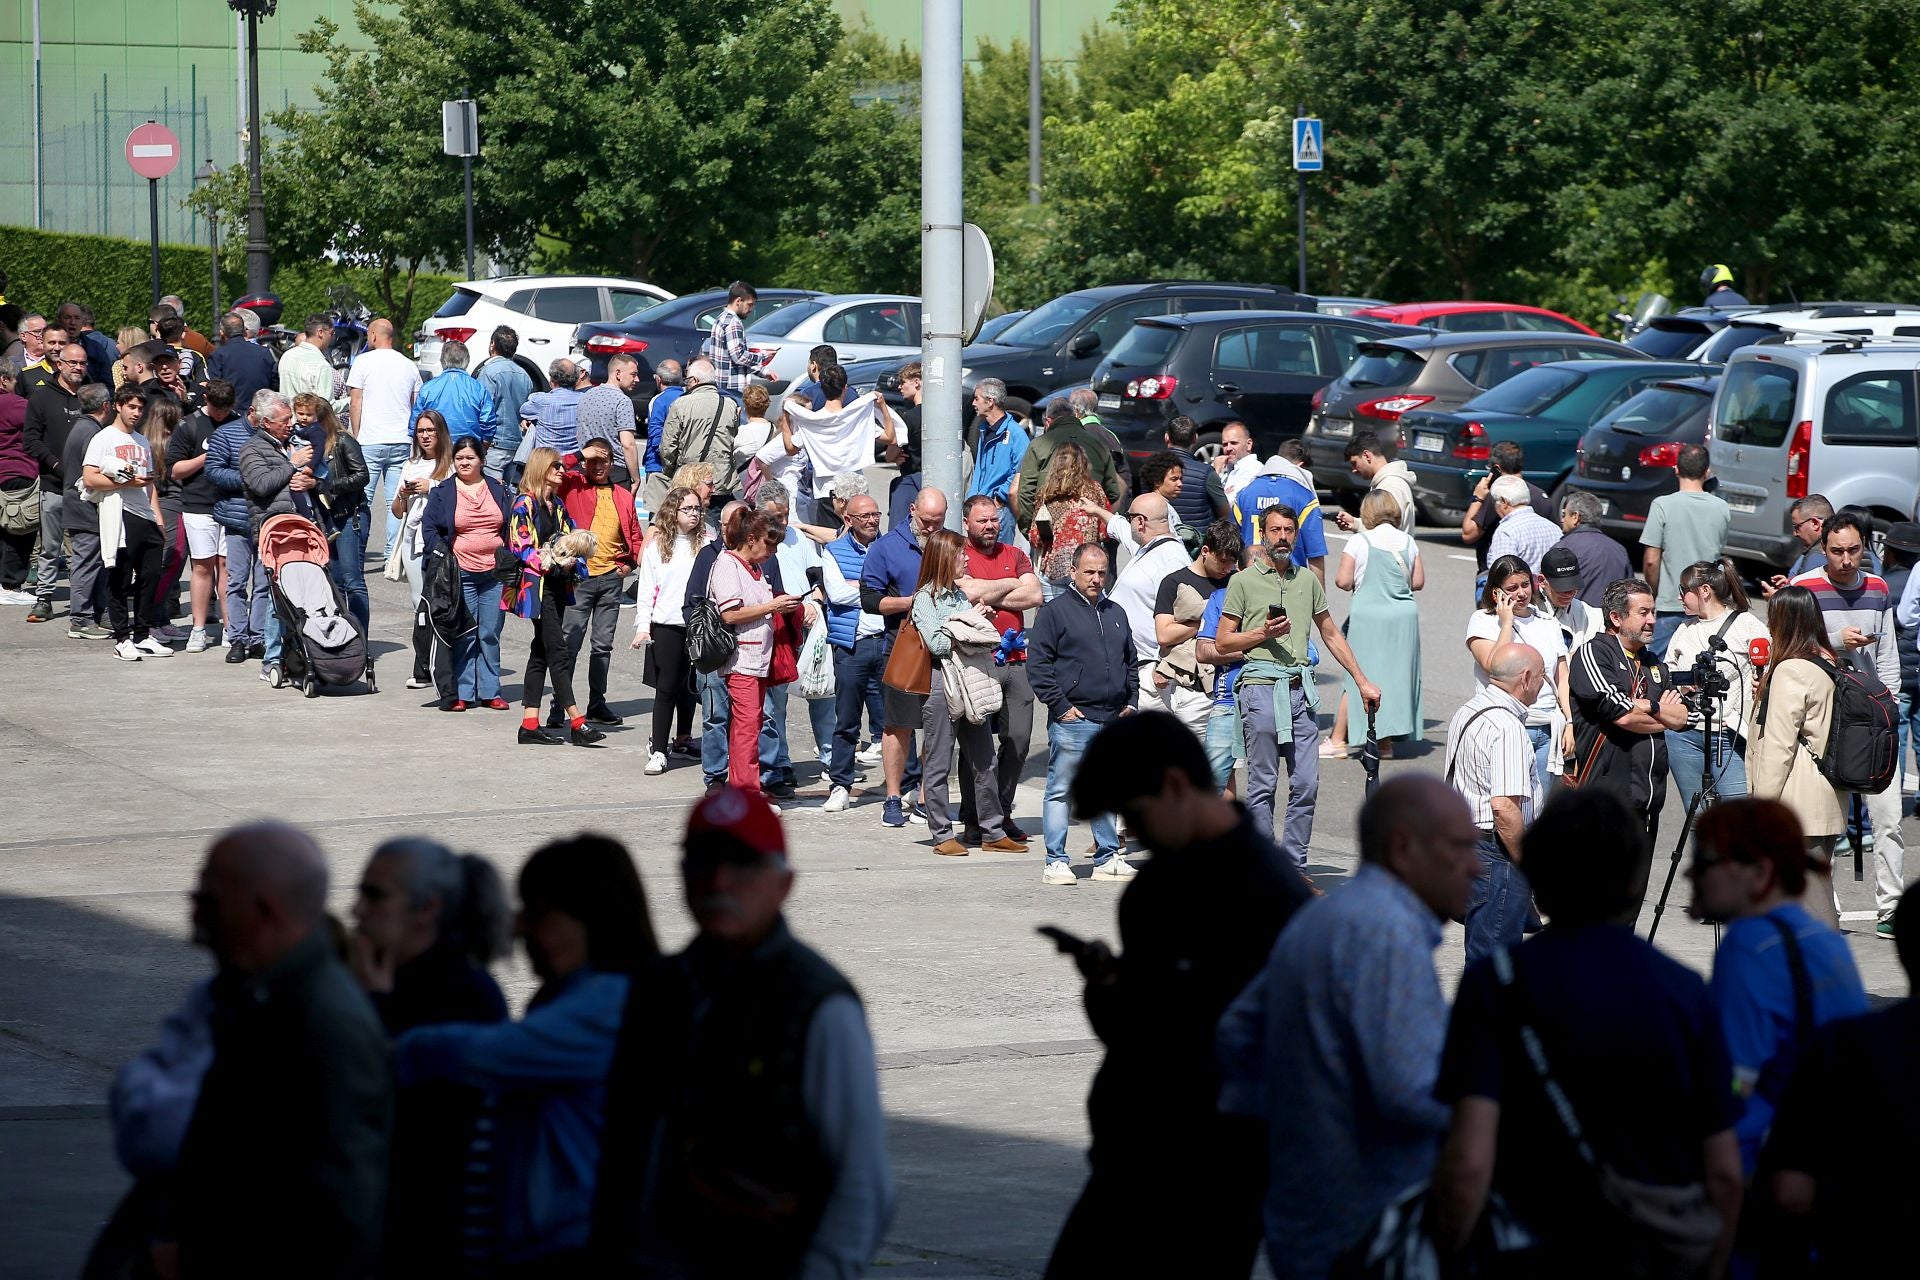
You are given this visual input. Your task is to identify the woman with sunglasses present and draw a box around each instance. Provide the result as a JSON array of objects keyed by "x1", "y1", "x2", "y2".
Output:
[{"x1": 631, "y1": 484, "x2": 711, "y2": 773}]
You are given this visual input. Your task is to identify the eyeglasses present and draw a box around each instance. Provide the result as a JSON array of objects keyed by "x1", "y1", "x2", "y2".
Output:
[
  {"x1": 677, "y1": 504, "x2": 702, "y2": 514},
  {"x1": 849, "y1": 511, "x2": 881, "y2": 521},
  {"x1": 1795, "y1": 516, "x2": 1822, "y2": 530},
  {"x1": 57, "y1": 358, "x2": 86, "y2": 368}
]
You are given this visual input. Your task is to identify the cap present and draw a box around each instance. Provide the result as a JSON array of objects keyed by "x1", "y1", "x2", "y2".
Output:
[
  {"x1": 1885, "y1": 522, "x2": 1920, "y2": 555},
  {"x1": 1541, "y1": 545, "x2": 1582, "y2": 589},
  {"x1": 685, "y1": 786, "x2": 786, "y2": 863}
]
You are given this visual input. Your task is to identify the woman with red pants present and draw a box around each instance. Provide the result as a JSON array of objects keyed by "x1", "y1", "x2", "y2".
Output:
[{"x1": 709, "y1": 507, "x2": 802, "y2": 802}]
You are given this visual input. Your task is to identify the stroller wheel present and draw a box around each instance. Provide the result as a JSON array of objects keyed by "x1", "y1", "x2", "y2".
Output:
[{"x1": 304, "y1": 676, "x2": 320, "y2": 698}]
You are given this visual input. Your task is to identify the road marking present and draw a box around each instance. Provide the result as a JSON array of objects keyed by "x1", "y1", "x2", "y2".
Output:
[
  {"x1": 1839, "y1": 910, "x2": 1878, "y2": 922},
  {"x1": 1448, "y1": 553, "x2": 1477, "y2": 562}
]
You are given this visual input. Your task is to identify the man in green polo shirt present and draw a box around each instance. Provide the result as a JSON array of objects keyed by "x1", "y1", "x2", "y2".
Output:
[{"x1": 1216, "y1": 505, "x2": 1380, "y2": 867}]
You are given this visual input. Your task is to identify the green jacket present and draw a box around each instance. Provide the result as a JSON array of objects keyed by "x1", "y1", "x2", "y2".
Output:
[{"x1": 1013, "y1": 420, "x2": 1126, "y2": 527}]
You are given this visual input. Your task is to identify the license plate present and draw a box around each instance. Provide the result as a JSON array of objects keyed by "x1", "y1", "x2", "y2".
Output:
[
  {"x1": 1413, "y1": 431, "x2": 1445, "y2": 453},
  {"x1": 1097, "y1": 394, "x2": 1122, "y2": 410},
  {"x1": 1321, "y1": 418, "x2": 1352, "y2": 439},
  {"x1": 1726, "y1": 494, "x2": 1759, "y2": 514}
]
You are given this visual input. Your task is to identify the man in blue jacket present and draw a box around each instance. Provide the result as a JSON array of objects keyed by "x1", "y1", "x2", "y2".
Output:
[
  {"x1": 206, "y1": 398, "x2": 273, "y2": 665},
  {"x1": 1027, "y1": 543, "x2": 1139, "y2": 885},
  {"x1": 967, "y1": 378, "x2": 1029, "y2": 548},
  {"x1": 409, "y1": 338, "x2": 498, "y2": 444}
]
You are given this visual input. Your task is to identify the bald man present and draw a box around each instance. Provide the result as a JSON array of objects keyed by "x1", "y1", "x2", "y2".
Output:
[
  {"x1": 350, "y1": 316, "x2": 424, "y2": 559},
  {"x1": 174, "y1": 823, "x2": 393, "y2": 1277},
  {"x1": 1111, "y1": 491, "x2": 1196, "y2": 695},
  {"x1": 862, "y1": 486, "x2": 949, "y2": 826},
  {"x1": 1444, "y1": 641, "x2": 1545, "y2": 963}
]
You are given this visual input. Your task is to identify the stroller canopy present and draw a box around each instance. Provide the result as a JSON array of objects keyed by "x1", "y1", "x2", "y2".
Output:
[{"x1": 258, "y1": 513, "x2": 332, "y2": 573}]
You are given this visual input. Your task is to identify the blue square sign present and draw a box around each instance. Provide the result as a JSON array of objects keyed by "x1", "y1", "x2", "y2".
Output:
[{"x1": 1293, "y1": 117, "x2": 1324, "y2": 172}]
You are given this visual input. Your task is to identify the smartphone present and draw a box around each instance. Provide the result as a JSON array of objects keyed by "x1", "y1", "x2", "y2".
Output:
[
  {"x1": 1860, "y1": 633, "x2": 1881, "y2": 643},
  {"x1": 1036, "y1": 925, "x2": 1089, "y2": 957},
  {"x1": 1266, "y1": 603, "x2": 1286, "y2": 621}
]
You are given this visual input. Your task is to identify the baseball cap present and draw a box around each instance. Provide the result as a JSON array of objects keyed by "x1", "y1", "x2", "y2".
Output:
[
  {"x1": 684, "y1": 786, "x2": 787, "y2": 865},
  {"x1": 1541, "y1": 546, "x2": 1582, "y2": 590}
]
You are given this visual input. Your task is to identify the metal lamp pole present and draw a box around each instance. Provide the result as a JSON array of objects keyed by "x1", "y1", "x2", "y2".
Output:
[
  {"x1": 196, "y1": 161, "x2": 223, "y2": 324},
  {"x1": 229, "y1": 0, "x2": 277, "y2": 296}
]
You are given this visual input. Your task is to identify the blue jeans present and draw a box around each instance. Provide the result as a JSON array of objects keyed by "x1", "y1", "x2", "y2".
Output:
[
  {"x1": 1526, "y1": 723, "x2": 1552, "y2": 794},
  {"x1": 262, "y1": 564, "x2": 284, "y2": 668},
  {"x1": 829, "y1": 634, "x2": 888, "y2": 788},
  {"x1": 1205, "y1": 705, "x2": 1238, "y2": 790},
  {"x1": 455, "y1": 569, "x2": 506, "y2": 700},
  {"x1": 223, "y1": 531, "x2": 272, "y2": 647},
  {"x1": 1043, "y1": 716, "x2": 1119, "y2": 865},
  {"x1": 1649, "y1": 611, "x2": 1685, "y2": 663},
  {"x1": 327, "y1": 510, "x2": 371, "y2": 636},
  {"x1": 1464, "y1": 833, "x2": 1530, "y2": 966},
  {"x1": 1665, "y1": 726, "x2": 1748, "y2": 813},
  {"x1": 762, "y1": 683, "x2": 799, "y2": 779},
  {"x1": 362, "y1": 442, "x2": 412, "y2": 558}
]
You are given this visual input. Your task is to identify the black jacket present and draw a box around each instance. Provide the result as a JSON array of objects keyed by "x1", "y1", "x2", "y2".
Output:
[
  {"x1": 1569, "y1": 631, "x2": 1672, "y2": 822},
  {"x1": 174, "y1": 932, "x2": 393, "y2": 1279},
  {"x1": 1028, "y1": 587, "x2": 1139, "y2": 721},
  {"x1": 208, "y1": 338, "x2": 279, "y2": 415},
  {"x1": 23, "y1": 380, "x2": 82, "y2": 493},
  {"x1": 321, "y1": 431, "x2": 372, "y2": 524}
]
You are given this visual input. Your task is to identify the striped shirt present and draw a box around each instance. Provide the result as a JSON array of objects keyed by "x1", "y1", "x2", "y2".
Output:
[
  {"x1": 1444, "y1": 684, "x2": 1538, "y2": 829},
  {"x1": 1487, "y1": 506, "x2": 1562, "y2": 574},
  {"x1": 1789, "y1": 569, "x2": 1901, "y2": 690}
]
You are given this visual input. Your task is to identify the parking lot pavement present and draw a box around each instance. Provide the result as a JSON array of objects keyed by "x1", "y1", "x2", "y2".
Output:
[{"x1": 1, "y1": 520, "x2": 1910, "y2": 1279}]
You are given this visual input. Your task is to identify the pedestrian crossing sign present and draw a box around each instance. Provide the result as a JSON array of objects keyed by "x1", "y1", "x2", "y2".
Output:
[{"x1": 1293, "y1": 118, "x2": 1324, "y2": 172}]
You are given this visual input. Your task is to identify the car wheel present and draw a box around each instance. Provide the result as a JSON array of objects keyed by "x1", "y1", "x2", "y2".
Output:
[{"x1": 1193, "y1": 434, "x2": 1224, "y2": 466}]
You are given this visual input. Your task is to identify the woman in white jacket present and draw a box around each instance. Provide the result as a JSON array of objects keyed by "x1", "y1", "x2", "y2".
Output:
[
  {"x1": 1747, "y1": 585, "x2": 1844, "y2": 927},
  {"x1": 1663, "y1": 558, "x2": 1768, "y2": 809},
  {"x1": 630, "y1": 485, "x2": 710, "y2": 774}
]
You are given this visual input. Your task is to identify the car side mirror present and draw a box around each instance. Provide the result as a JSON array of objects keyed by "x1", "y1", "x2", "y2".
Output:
[{"x1": 1068, "y1": 331, "x2": 1101, "y2": 358}]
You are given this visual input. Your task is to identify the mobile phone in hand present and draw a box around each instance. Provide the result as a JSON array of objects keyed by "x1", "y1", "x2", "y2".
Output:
[{"x1": 1036, "y1": 925, "x2": 1089, "y2": 957}]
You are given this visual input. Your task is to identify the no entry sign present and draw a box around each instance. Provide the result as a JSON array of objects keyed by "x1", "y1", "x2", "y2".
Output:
[{"x1": 125, "y1": 122, "x2": 182, "y2": 181}]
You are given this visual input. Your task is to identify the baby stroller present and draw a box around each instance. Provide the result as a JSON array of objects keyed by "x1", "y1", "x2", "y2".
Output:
[{"x1": 259, "y1": 513, "x2": 377, "y2": 696}]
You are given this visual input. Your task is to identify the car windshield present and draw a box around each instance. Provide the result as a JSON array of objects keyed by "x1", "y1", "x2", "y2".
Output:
[
  {"x1": 433, "y1": 288, "x2": 480, "y2": 319},
  {"x1": 1106, "y1": 324, "x2": 1184, "y2": 369},
  {"x1": 619, "y1": 296, "x2": 686, "y2": 324},
  {"x1": 1593, "y1": 384, "x2": 1712, "y2": 436},
  {"x1": 746, "y1": 300, "x2": 825, "y2": 337},
  {"x1": 1343, "y1": 346, "x2": 1424, "y2": 389},
  {"x1": 1463, "y1": 366, "x2": 1583, "y2": 416},
  {"x1": 995, "y1": 294, "x2": 1102, "y2": 347},
  {"x1": 1626, "y1": 325, "x2": 1707, "y2": 359}
]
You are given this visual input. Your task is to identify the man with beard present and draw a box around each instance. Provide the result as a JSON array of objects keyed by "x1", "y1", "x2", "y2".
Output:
[
  {"x1": 1213, "y1": 505, "x2": 1380, "y2": 867},
  {"x1": 956, "y1": 494, "x2": 1043, "y2": 845}
]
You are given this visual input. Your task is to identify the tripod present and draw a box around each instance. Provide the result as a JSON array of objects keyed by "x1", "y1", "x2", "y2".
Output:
[{"x1": 1647, "y1": 658, "x2": 1734, "y2": 945}]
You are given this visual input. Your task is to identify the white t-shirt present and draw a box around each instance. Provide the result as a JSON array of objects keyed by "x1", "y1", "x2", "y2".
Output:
[
  {"x1": 1464, "y1": 607, "x2": 1566, "y2": 724},
  {"x1": 734, "y1": 416, "x2": 773, "y2": 468},
  {"x1": 84, "y1": 427, "x2": 157, "y2": 523},
  {"x1": 1342, "y1": 524, "x2": 1418, "y2": 590},
  {"x1": 398, "y1": 457, "x2": 439, "y2": 556},
  {"x1": 346, "y1": 348, "x2": 421, "y2": 447},
  {"x1": 754, "y1": 434, "x2": 807, "y2": 511}
]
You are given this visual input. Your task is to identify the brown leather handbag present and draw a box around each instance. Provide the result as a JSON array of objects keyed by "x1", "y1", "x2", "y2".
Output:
[{"x1": 881, "y1": 620, "x2": 933, "y2": 696}]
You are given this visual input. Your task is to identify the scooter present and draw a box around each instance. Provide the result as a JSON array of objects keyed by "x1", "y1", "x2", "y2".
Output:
[{"x1": 1608, "y1": 291, "x2": 1670, "y2": 341}]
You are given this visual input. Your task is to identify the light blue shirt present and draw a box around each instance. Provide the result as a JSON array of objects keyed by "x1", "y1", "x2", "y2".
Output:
[
  {"x1": 1218, "y1": 864, "x2": 1451, "y2": 1280},
  {"x1": 966, "y1": 411, "x2": 1029, "y2": 505},
  {"x1": 475, "y1": 356, "x2": 534, "y2": 454}
]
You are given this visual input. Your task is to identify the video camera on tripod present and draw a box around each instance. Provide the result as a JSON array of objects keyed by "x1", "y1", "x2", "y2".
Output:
[{"x1": 1675, "y1": 635, "x2": 1735, "y2": 711}]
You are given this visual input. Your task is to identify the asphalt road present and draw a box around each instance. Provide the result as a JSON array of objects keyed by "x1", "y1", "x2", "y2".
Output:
[{"x1": 0, "y1": 483, "x2": 1909, "y2": 1279}]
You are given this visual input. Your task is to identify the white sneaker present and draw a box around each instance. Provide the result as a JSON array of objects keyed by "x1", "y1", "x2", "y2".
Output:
[
  {"x1": 857, "y1": 741, "x2": 883, "y2": 765},
  {"x1": 405, "y1": 675, "x2": 430, "y2": 690},
  {"x1": 823, "y1": 785, "x2": 851, "y2": 813},
  {"x1": 1090, "y1": 857, "x2": 1137, "y2": 882},
  {"x1": 906, "y1": 801, "x2": 928, "y2": 825},
  {"x1": 185, "y1": 628, "x2": 211, "y2": 653},
  {"x1": 134, "y1": 636, "x2": 175, "y2": 658},
  {"x1": 113, "y1": 640, "x2": 142, "y2": 662},
  {"x1": 644, "y1": 751, "x2": 667, "y2": 775},
  {"x1": 0, "y1": 588, "x2": 35, "y2": 605},
  {"x1": 1042, "y1": 862, "x2": 1077, "y2": 886}
]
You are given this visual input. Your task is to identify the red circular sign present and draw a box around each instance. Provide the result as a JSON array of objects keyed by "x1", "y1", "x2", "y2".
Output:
[{"x1": 124, "y1": 122, "x2": 182, "y2": 181}]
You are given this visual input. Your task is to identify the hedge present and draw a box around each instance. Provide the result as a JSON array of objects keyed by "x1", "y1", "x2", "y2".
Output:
[{"x1": 0, "y1": 225, "x2": 458, "y2": 349}]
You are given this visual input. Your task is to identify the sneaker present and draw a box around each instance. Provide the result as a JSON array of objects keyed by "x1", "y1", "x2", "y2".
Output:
[
  {"x1": 262, "y1": 662, "x2": 283, "y2": 687},
  {"x1": 113, "y1": 639, "x2": 142, "y2": 662},
  {"x1": 0, "y1": 588, "x2": 35, "y2": 605},
  {"x1": 133, "y1": 636, "x2": 175, "y2": 658},
  {"x1": 150, "y1": 624, "x2": 187, "y2": 643},
  {"x1": 1091, "y1": 857, "x2": 1138, "y2": 882},
  {"x1": 225, "y1": 641, "x2": 250, "y2": 664},
  {"x1": 906, "y1": 801, "x2": 928, "y2": 826},
  {"x1": 185, "y1": 628, "x2": 212, "y2": 653},
  {"x1": 823, "y1": 785, "x2": 851, "y2": 813},
  {"x1": 585, "y1": 704, "x2": 623, "y2": 726},
  {"x1": 1878, "y1": 919, "x2": 1897, "y2": 940},
  {"x1": 1042, "y1": 861, "x2": 1077, "y2": 886},
  {"x1": 644, "y1": 751, "x2": 668, "y2": 775},
  {"x1": 1003, "y1": 820, "x2": 1030, "y2": 842},
  {"x1": 670, "y1": 740, "x2": 700, "y2": 759},
  {"x1": 69, "y1": 621, "x2": 111, "y2": 640},
  {"x1": 857, "y1": 741, "x2": 883, "y2": 765},
  {"x1": 882, "y1": 797, "x2": 907, "y2": 828},
  {"x1": 766, "y1": 780, "x2": 797, "y2": 800},
  {"x1": 405, "y1": 675, "x2": 430, "y2": 689}
]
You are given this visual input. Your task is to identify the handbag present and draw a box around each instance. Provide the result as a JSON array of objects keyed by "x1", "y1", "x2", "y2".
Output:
[
  {"x1": 1332, "y1": 1179, "x2": 1535, "y2": 1280},
  {"x1": 797, "y1": 618, "x2": 837, "y2": 700},
  {"x1": 0, "y1": 483, "x2": 40, "y2": 535},
  {"x1": 767, "y1": 608, "x2": 803, "y2": 687},
  {"x1": 489, "y1": 546, "x2": 521, "y2": 586},
  {"x1": 685, "y1": 557, "x2": 738, "y2": 674},
  {"x1": 881, "y1": 619, "x2": 933, "y2": 696}
]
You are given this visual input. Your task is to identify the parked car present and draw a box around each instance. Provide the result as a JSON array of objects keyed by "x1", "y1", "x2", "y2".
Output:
[
  {"x1": 570, "y1": 288, "x2": 824, "y2": 382},
  {"x1": 1568, "y1": 374, "x2": 1722, "y2": 535},
  {"x1": 1087, "y1": 311, "x2": 1418, "y2": 470},
  {"x1": 414, "y1": 275, "x2": 675, "y2": 378},
  {"x1": 1711, "y1": 335, "x2": 1920, "y2": 570},
  {"x1": 1302, "y1": 330, "x2": 1639, "y2": 498},
  {"x1": 956, "y1": 280, "x2": 1314, "y2": 406},
  {"x1": 974, "y1": 309, "x2": 1028, "y2": 345},
  {"x1": 1349, "y1": 300, "x2": 1599, "y2": 336},
  {"x1": 743, "y1": 294, "x2": 921, "y2": 391},
  {"x1": 1313, "y1": 295, "x2": 1392, "y2": 318},
  {"x1": 1400, "y1": 359, "x2": 1701, "y2": 519}
]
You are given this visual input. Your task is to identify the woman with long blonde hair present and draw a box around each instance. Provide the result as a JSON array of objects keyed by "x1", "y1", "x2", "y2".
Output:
[
  {"x1": 630, "y1": 484, "x2": 711, "y2": 772},
  {"x1": 1030, "y1": 442, "x2": 1112, "y2": 600}
]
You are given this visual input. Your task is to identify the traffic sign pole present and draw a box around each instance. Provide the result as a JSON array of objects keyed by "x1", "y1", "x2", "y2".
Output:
[
  {"x1": 1291, "y1": 112, "x2": 1324, "y2": 295},
  {"x1": 1295, "y1": 105, "x2": 1307, "y2": 293},
  {"x1": 148, "y1": 179, "x2": 163, "y2": 306},
  {"x1": 124, "y1": 121, "x2": 183, "y2": 308}
]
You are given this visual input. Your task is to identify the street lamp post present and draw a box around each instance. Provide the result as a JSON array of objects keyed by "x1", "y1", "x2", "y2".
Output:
[
  {"x1": 196, "y1": 161, "x2": 222, "y2": 325},
  {"x1": 228, "y1": 0, "x2": 276, "y2": 297}
]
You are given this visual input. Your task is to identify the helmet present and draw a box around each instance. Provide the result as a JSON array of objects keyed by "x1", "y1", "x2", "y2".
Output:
[{"x1": 1700, "y1": 264, "x2": 1735, "y2": 292}]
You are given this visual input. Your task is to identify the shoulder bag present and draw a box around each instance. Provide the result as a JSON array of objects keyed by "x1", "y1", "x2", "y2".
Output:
[
  {"x1": 685, "y1": 554, "x2": 738, "y2": 674},
  {"x1": 882, "y1": 620, "x2": 933, "y2": 696},
  {"x1": 0, "y1": 483, "x2": 40, "y2": 535}
]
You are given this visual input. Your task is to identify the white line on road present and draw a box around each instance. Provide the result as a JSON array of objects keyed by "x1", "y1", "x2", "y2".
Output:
[{"x1": 1448, "y1": 553, "x2": 1477, "y2": 562}]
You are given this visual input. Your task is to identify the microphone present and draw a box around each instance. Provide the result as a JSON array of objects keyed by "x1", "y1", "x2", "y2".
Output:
[{"x1": 1749, "y1": 637, "x2": 1771, "y2": 669}]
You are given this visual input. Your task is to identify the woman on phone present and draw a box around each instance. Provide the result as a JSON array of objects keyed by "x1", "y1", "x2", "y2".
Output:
[
  {"x1": 710, "y1": 505, "x2": 801, "y2": 799},
  {"x1": 1663, "y1": 558, "x2": 1766, "y2": 809},
  {"x1": 1747, "y1": 584, "x2": 1844, "y2": 926},
  {"x1": 1464, "y1": 553, "x2": 1570, "y2": 784}
]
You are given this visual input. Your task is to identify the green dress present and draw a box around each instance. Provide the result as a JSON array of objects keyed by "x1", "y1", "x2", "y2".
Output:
[{"x1": 1342, "y1": 528, "x2": 1423, "y2": 739}]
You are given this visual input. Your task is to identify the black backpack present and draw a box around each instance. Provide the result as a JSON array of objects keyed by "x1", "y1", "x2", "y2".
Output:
[{"x1": 1804, "y1": 655, "x2": 1898, "y2": 794}]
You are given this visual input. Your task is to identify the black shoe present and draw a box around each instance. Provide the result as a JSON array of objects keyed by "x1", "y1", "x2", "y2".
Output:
[
  {"x1": 247, "y1": 642, "x2": 265, "y2": 660},
  {"x1": 585, "y1": 704, "x2": 623, "y2": 726},
  {"x1": 225, "y1": 641, "x2": 249, "y2": 664},
  {"x1": 517, "y1": 726, "x2": 564, "y2": 746},
  {"x1": 671, "y1": 741, "x2": 700, "y2": 759},
  {"x1": 766, "y1": 779, "x2": 797, "y2": 800},
  {"x1": 1003, "y1": 820, "x2": 1030, "y2": 842},
  {"x1": 571, "y1": 724, "x2": 607, "y2": 747},
  {"x1": 546, "y1": 712, "x2": 566, "y2": 728},
  {"x1": 959, "y1": 828, "x2": 984, "y2": 846}
]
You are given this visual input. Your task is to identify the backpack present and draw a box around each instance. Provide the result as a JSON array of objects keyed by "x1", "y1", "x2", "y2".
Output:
[{"x1": 1804, "y1": 655, "x2": 1898, "y2": 794}]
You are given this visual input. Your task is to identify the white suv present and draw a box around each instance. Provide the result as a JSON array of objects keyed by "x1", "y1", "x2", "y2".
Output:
[{"x1": 414, "y1": 275, "x2": 674, "y2": 378}]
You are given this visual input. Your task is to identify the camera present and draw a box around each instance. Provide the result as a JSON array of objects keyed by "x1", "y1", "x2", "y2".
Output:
[{"x1": 1677, "y1": 636, "x2": 1732, "y2": 711}]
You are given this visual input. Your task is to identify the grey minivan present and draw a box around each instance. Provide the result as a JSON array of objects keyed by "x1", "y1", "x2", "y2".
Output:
[{"x1": 1709, "y1": 338, "x2": 1920, "y2": 569}]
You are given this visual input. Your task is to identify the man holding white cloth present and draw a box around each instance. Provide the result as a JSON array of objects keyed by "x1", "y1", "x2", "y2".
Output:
[{"x1": 767, "y1": 364, "x2": 899, "y2": 523}]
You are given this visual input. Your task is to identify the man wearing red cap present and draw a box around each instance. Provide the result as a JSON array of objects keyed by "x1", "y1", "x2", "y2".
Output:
[{"x1": 593, "y1": 788, "x2": 894, "y2": 1278}]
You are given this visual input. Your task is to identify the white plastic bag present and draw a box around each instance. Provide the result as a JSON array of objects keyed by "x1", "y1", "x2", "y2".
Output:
[{"x1": 797, "y1": 618, "x2": 836, "y2": 700}]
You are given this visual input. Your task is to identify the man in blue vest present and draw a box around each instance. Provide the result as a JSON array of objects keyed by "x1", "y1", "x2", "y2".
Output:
[
  {"x1": 1230, "y1": 440, "x2": 1328, "y2": 584},
  {"x1": 820, "y1": 493, "x2": 889, "y2": 814},
  {"x1": 861, "y1": 487, "x2": 947, "y2": 827},
  {"x1": 1164, "y1": 415, "x2": 1229, "y2": 532}
]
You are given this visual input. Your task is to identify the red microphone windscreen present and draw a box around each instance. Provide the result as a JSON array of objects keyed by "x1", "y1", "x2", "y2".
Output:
[{"x1": 1749, "y1": 637, "x2": 1771, "y2": 667}]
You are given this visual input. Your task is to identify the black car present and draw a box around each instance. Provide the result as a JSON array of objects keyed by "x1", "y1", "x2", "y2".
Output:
[
  {"x1": 1568, "y1": 374, "x2": 1721, "y2": 537},
  {"x1": 571, "y1": 288, "x2": 824, "y2": 381},
  {"x1": 1088, "y1": 311, "x2": 1417, "y2": 470},
  {"x1": 955, "y1": 280, "x2": 1315, "y2": 405}
]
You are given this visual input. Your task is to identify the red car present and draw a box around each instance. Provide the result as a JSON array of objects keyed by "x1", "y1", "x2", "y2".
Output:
[{"x1": 1348, "y1": 301, "x2": 1598, "y2": 337}]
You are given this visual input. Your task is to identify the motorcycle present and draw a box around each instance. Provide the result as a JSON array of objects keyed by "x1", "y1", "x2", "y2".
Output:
[
  {"x1": 1609, "y1": 291, "x2": 1670, "y2": 341},
  {"x1": 323, "y1": 285, "x2": 371, "y2": 372}
]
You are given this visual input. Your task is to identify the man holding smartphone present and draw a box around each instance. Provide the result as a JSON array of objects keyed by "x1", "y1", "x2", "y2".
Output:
[
  {"x1": 1791, "y1": 511, "x2": 1906, "y2": 934},
  {"x1": 1214, "y1": 505, "x2": 1381, "y2": 867}
]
